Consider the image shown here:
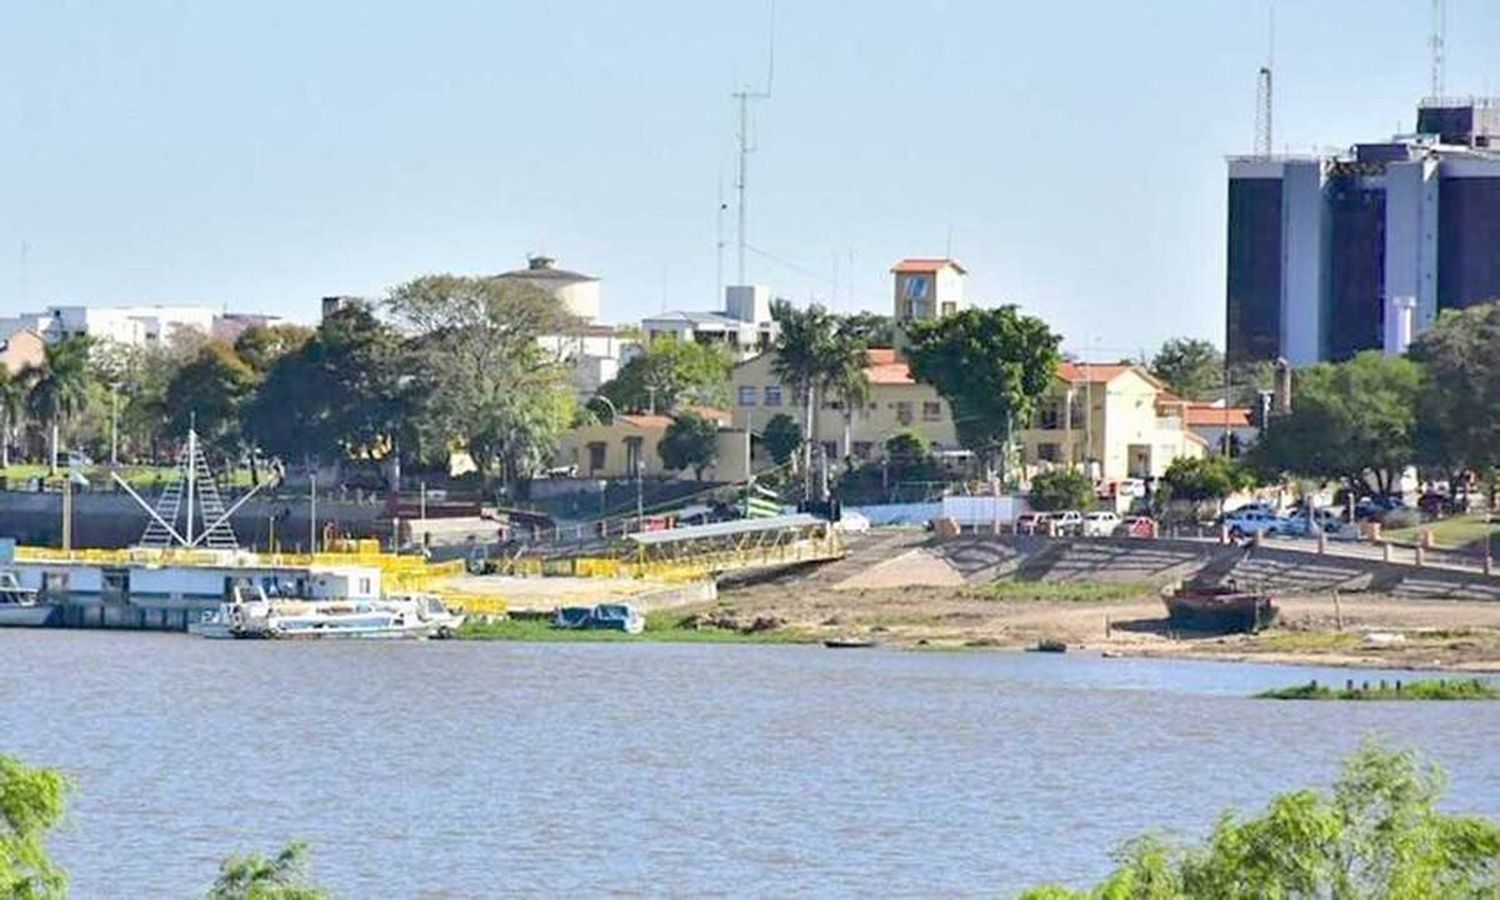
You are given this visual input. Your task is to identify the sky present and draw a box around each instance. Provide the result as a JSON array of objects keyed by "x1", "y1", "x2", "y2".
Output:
[{"x1": 2, "y1": 1, "x2": 1498, "y2": 359}]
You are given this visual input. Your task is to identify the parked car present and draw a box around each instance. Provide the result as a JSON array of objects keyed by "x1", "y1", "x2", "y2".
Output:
[
  {"x1": 1418, "y1": 491, "x2": 1464, "y2": 520},
  {"x1": 1114, "y1": 516, "x2": 1158, "y2": 539},
  {"x1": 1015, "y1": 512, "x2": 1051, "y2": 535},
  {"x1": 1082, "y1": 511, "x2": 1121, "y2": 537},
  {"x1": 1222, "y1": 507, "x2": 1284, "y2": 538},
  {"x1": 1052, "y1": 510, "x2": 1086, "y2": 536},
  {"x1": 1354, "y1": 495, "x2": 1407, "y2": 521}
]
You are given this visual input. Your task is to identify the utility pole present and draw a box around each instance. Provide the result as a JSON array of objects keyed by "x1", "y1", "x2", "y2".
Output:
[
  {"x1": 309, "y1": 471, "x2": 318, "y2": 553},
  {"x1": 731, "y1": 0, "x2": 776, "y2": 286}
]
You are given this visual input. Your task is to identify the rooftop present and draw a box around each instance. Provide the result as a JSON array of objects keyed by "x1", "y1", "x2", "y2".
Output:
[
  {"x1": 890, "y1": 257, "x2": 967, "y2": 275},
  {"x1": 865, "y1": 347, "x2": 916, "y2": 385},
  {"x1": 495, "y1": 255, "x2": 599, "y2": 284},
  {"x1": 643, "y1": 310, "x2": 745, "y2": 328},
  {"x1": 1183, "y1": 405, "x2": 1254, "y2": 428}
]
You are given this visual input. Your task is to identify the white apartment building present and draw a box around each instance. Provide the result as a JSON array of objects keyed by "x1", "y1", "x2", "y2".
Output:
[
  {"x1": 0, "y1": 304, "x2": 266, "y2": 349},
  {"x1": 642, "y1": 285, "x2": 779, "y2": 358}
]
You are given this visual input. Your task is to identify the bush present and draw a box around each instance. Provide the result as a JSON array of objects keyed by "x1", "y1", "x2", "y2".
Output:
[
  {"x1": 1381, "y1": 507, "x2": 1421, "y2": 530},
  {"x1": 761, "y1": 413, "x2": 802, "y2": 467},
  {"x1": 1029, "y1": 469, "x2": 1095, "y2": 512}
]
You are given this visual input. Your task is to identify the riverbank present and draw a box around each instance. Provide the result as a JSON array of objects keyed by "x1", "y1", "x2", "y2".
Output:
[{"x1": 700, "y1": 575, "x2": 1500, "y2": 672}]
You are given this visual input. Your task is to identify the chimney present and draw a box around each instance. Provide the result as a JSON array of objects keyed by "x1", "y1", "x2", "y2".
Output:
[
  {"x1": 1272, "y1": 358, "x2": 1293, "y2": 415},
  {"x1": 527, "y1": 255, "x2": 555, "y2": 271}
]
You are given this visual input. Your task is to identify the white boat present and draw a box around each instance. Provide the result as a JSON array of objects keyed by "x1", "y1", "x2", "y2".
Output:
[
  {"x1": 0, "y1": 571, "x2": 55, "y2": 627},
  {"x1": 191, "y1": 586, "x2": 464, "y2": 640}
]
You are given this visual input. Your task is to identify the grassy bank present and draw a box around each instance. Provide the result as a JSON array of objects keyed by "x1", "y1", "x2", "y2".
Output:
[
  {"x1": 967, "y1": 579, "x2": 1155, "y2": 603},
  {"x1": 457, "y1": 612, "x2": 814, "y2": 644},
  {"x1": 1257, "y1": 677, "x2": 1500, "y2": 701},
  {"x1": 1384, "y1": 513, "x2": 1499, "y2": 554},
  {"x1": 0, "y1": 463, "x2": 256, "y2": 490}
]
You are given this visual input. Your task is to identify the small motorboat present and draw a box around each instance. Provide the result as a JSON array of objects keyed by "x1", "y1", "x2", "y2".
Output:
[
  {"x1": 191, "y1": 585, "x2": 460, "y2": 640},
  {"x1": 0, "y1": 571, "x2": 55, "y2": 627},
  {"x1": 823, "y1": 637, "x2": 877, "y2": 649},
  {"x1": 551, "y1": 603, "x2": 646, "y2": 634},
  {"x1": 1162, "y1": 581, "x2": 1277, "y2": 634}
]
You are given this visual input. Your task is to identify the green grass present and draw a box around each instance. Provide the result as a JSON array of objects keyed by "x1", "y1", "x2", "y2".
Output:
[
  {"x1": 1257, "y1": 678, "x2": 1500, "y2": 701},
  {"x1": 457, "y1": 611, "x2": 815, "y2": 644},
  {"x1": 967, "y1": 579, "x2": 1155, "y2": 603},
  {"x1": 1254, "y1": 630, "x2": 1365, "y2": 653},
  {"x1": 1384, "y1": 513, "x2": 1500, "y2": 554},
  {"x1": 0, "y1": 463, "x2": 255, "y2": 490}
]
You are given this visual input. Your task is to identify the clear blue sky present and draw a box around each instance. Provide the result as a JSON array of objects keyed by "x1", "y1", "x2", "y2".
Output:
[{"x1": 2, "y1": 1, "x2": 1497, "y2": 358}]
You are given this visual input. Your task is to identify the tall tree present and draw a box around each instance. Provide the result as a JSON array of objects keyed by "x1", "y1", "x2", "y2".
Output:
[
  {"x1": 1247, "y1": 351, "x2": 1421, "y2": 495},
  {"x1": 0, "y1": 367, "x2": 24, "y2": 468},
  {"x1": 657, "y1": 411, "x2": 720, "y2": 480},
  {"x1": 20, "y1": 337, "x2": 94, "y2": 474},
  {"x1": 1150, "y1": 337, "x2": 1225, "y2": 401},
  {"x1": 761, "y1": 413, "x2": 802, "y2": 467},
  {"x1": 770, "y1": 300, "x2": 841, "y2": 481},
  {"x1": 385, "y1": 275, "x2": 575, "y2": 490},
  {"x1": 0, "y1": 754, "x2": 69, "y2": 898},
  {"x1": 209, "y1": 842, "x2": 327, "y2": 900},
  {"x1": 905, "y1": 306, "x2": 1062, "y2": 480},
  {"x1": 233, "y1": 324, "x2": 314, "y2": 376},
  {"x1": 1408, "y1": 302, "x2": 1500, "y2": 493},
  {"x1": 822, "y1": 325, "x2": 872, "y2": 464},
  {"x1": 164, "y1": 341, "x2": 258, "y2": 467},
  {"x1": 598, "y1": 336, "x2": 731, "y2": 413},
  {"x1": 837, "y1": 312, "x2": 899, "y2": 348}
]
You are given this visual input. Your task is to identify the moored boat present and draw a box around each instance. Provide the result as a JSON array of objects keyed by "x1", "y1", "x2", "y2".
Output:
[
  {"x1": 1162, "y1": 582, "x2": 1277, "y2": 634},
  {"x1": 191, "y1": 586, "x2": 464, "y2": 640},
  {"x1": 0, "y1": 571, "x2": 56, "y2": 627},
  {"x1": 551, "y1": 603, "x2": 645, "y2": 634}
]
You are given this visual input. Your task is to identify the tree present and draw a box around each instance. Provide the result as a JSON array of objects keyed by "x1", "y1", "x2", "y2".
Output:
[
  {"x1": 208, "y1": 842, "x2": 327, "y2": 900},
  {"x1": 905, "y1": 306, "x2": 1062, "y2": 479},
  {"x1": 1247, "y1": 352, "x2": 1421, "y2": 496},
  {"x1": 1021, "y1": 743, "x2": 1500, "y2": 898},
  {"x1": 822, "y1": 325, "x2": 872, "y2": 463},
  {"x1": 233, "y1": 324, "x2": 314, "y2": 377},
  {"x1": 598, "y1": 336, "x2": 731, "y2": 414},
  {"x1": 164, "y1": 342, "x2": 258, "y2": 465},
  {"x1": 1161, "y1": 456, "x2": 1253, "y2": 506},
  {"x1": 385, "y1": 276, "x2": 575, "y2": 491},
  {"x1": 771, "y1": 300, "x2": 840, "y2": 481},
  {"x1": 1408, "y1": 302, "x2": 1500, "y2": 495},
  {"x1": 1150, "y1": 337, "x2": 1224, "y2": 401},
  {"x1": 0, "y1": 754, "x2": 69, "y2": 898},
  {"x1": 657, "y1": 411, "x2": 719, "y2": 479},
  {"x1": 1028, "y1": 469, "x2": 1095, "y2": 512},
  {"x1": 20, "y1": 337, "x2": 94, "y2": 474},
  {"x1": 0, "y1": 367, "x2": 24, "y2": 468},
  {"x1": 884, "y1": 431, "x2": 931, "y2": 482},
  {"x1": 837, "y1": 311, "x2": 899, "y2": 348},
  {"x1": 762, "y1": 413, "x2": 802, "y2": 467}
]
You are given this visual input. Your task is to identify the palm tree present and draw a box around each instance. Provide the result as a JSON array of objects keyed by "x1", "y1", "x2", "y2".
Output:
[
  {"x1": 822, "y1": 328, "x2": 872, "y2": 467},
  {"x1": 770, "y1": 301, "x2": 838, "y2": 483},
  {"x1": 0, "y1": 367, "x2": 24, "y2": 469},
  {"x1": 21, "y1": 337, "x2": 93, "y2": 475}
]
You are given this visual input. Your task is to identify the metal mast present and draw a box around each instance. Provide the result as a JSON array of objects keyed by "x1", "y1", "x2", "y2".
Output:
[
  {"x1": 1255, "y1": 67, "x2": 1274, "y2": 158},
  {"x1": 1430, "y1": 0, "x2": 1446, "y2": 99},
  {"x1": 731, "y1": 0, "x2": 775, "y2": 286}
]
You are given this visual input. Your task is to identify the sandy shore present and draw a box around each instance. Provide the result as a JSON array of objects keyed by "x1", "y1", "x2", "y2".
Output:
[{"x1": 707, "y1": 575, "x2": 1500, "y2": 672}]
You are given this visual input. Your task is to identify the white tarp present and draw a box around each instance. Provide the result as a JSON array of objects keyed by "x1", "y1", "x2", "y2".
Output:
[{"x1": 941, "y1": 495, "x2": 1026, "y2": 526}]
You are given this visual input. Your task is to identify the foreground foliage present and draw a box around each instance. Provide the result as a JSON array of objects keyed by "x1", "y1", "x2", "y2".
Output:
[
  {"x1": 0, "y1": 754, "x2": 69, "y2": 899},
  {"x1": 208, "y1": 842, "x2": 327, "y2": 900},
  {"x1": 1021, "y1": 743, "x2": 1500, "y2": 899}
]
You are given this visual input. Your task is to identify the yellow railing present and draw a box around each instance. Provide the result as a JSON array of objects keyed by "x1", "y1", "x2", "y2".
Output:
[
  {"x1": 489, "y1": 534, "x2": 844, "y2": 584},
  {"x1": 435, "y1": 592, "x2": 509, "y2": 616}
]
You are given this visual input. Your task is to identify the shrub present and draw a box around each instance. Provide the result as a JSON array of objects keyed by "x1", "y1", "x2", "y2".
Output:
[{"x1": 1029, "y1": 468, "x2": 1095, "y2": 512}]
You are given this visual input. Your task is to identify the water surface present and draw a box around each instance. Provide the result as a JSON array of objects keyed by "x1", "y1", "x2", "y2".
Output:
[{"x1": 4, "y1": 632, "x2": 1499, "y2": 897}]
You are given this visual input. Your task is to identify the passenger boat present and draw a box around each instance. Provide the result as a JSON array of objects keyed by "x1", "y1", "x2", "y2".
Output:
[
  {"x1": 0, "y1": 571, "x2": 55, "y2": 627},
  {"x1": 191, "y1": 586, "x2": 464, "y2": 640},
  {"x1": 1162, "y1": 581, "x2": 1277, "y2": 634}
]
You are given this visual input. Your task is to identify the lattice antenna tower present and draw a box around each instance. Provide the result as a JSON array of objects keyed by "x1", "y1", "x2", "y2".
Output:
[
  {"x1": 732, "y1": 0, "x2": 776, "y2": 286},
  {"x1": 1430, "y1": 0, "x2": 1446, "y2": 99}
]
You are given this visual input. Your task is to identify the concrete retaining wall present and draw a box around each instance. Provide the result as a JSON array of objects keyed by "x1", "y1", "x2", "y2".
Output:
[{"x1": 932, "y1": 535, "x2": 1500, "y2": 601}]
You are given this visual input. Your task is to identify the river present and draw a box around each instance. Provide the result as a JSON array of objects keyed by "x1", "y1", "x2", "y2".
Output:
[{"x1": 4, "y1": 631, "x2": 1499, "y2": 897}]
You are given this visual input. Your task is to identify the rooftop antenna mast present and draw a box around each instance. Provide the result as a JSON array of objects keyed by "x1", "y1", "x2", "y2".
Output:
[
  {"x1": 732, "y1": 0, "x2": 776, "y2": 286},
  {"x1": 1430, "y1": 0, "x2": 1446, "y2": 99},
  {"x1": 1254, "y1": 3, "x2": 1275, "y2": 158}
]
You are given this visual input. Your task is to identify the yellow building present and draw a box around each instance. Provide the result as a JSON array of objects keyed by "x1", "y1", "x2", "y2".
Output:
[
  {"x1": 554, "y1": 407, "x2": 750, "y2": 481},
  {"x1": 1018, "y1": 363, "x2": 1207, "y2": 483},
  {"x1": 729, "y1": 349, "x2": 958, "y2": 461}
]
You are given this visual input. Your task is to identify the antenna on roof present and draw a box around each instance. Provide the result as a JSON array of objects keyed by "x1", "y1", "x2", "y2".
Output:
[
  {"x1": 1254, "y1": 2, "x2": 1274, "y2": 158},
  {"x1": 732, "y1": 0, "x2": 776, "y2": 287},
  {"x1": 1430, "y1": 0, "x2": 1446, "y2": 99}
]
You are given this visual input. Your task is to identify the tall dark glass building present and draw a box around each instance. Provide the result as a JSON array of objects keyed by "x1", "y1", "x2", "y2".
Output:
[{"x1": 1226, "y1": 98, "x2": 1500, "y2": 365}]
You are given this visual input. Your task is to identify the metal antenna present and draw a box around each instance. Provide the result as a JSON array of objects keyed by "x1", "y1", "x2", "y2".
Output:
[
  {"x1": 732, "y1": 0, "x2": 776, "y2": 286},
  {"x1": 1254, "y1": 2, "x2": 1274, "y2": 158},
  {"x1": 716, "y1": 171, "x2": 727, "y2": 302},
  {"x1": 1430, "y1": 0, "x2": 1446, "y2": 99}
]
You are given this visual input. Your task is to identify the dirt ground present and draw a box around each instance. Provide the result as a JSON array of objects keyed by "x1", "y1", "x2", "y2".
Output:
[{"x1": 709, "y1": 575, "x2": 1500, "y2": 672}]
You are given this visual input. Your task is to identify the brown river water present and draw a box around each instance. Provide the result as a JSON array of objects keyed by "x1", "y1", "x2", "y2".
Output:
[{"x1": 3, "y1": 631, "x2": 1499, "y2": 897}]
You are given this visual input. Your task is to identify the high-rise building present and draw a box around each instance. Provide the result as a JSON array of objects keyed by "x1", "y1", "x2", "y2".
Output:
[{"x1": 1226, "y1": 97, "x2": 1500, "y2": 365}]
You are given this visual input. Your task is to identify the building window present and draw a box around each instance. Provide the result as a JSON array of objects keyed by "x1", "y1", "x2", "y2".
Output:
[
  {"x1": 895, "y1": 401, "x2": 914, "y2": 426},
  {"x1": 624, "y1": 436, "x2": 643, "y2": 474},
  {"x1": 852, "y1": 441, "x2": 873, "y2": 460},
  {"x1": 940, "y1": 302, "x2": 956, "y2": 317},
  {"x1": 922, "y1": 401, "x2": 942, "y2": 422},
  {"x1": 764, "y1": 385, "x2": 782, "y2": 407},
  {"x1": 822, "y1": 441, "x2": 838, "y2": 460},
  {"x1": 587, "y1": 442, "x2": 607, "y2": 473},
  {"x1": 737, "y1": 385, "x2": 757, "y2": 406},
  {"x1": 1037, "y1": 443, "x2": 1060, "y2": 462}
]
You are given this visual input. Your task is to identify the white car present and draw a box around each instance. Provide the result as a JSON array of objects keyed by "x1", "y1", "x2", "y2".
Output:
[
  {"x1": 1052, "y1": 510, "x2": 1085, "y2": 535},
  {"x1": 1222, "y1": 508, "x2": 1283, "y2": 538},
  {"x1": 1083, "y1": 511, "x2": 1121, "y2": 537}
]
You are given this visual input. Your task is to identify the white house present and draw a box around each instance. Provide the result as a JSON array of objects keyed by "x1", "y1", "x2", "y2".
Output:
[{"x1": 642, "y1": 285, "x2": 779, "y2": 358}]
